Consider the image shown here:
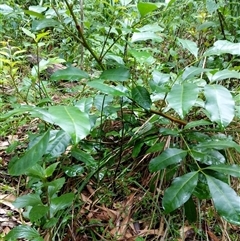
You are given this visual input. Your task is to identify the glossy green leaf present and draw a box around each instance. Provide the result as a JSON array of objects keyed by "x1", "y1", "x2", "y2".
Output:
[
  {"x1": 88, "y1": 80, "x2": 127, "y2": 96},
  {"x1": 204, "y1": 40, "x2": 240, "y2": 56},
  {"x1": 193, "y1": 179, "x2": 211, "y2": 199},
  {"x1": 191, "y1": 149, "x2": 225, "y2": 165},
  {"x1": 149, "y1": 148, "x2": 187, "y2": 172},
  {"x1": 50, "y1": 193, "x2": 74, "y2": 216},
  {"x1": 137, "y1": 2, "x2": 158, "y2": 17},
  {"x1": 146, "y1": 142, "x2": 164, "y2": 154},
  {"x1": 46, "y1": 106, "x2": 91, "y2": 144},
  {"x1": 197, "y1": 139, "x2": 240, "y2": 152},
  {"x1": 205, "y1": 164, "x2": 240, "y2": 177},
  {"x1": 46, "y1": 130, "x2": 71, "y2": 158},
  {"x1": 206, "y1": 175, "x2": 240, "y2": 225},
  {"x1": 178, "y1": 38, "x2": 199, "y2": 58},
  {"x1": 204, "y1": 84, "x2": 235, "y2": 126},
  {"x1": 63, "y1": 165, "x2": 84, "y2": 177},
  {"x1": 131, "y1": 32, "x2": 163, "y2": 43},
  {"x1": 32, "y1": 19, "x2": 61, "y2": 31},
  {"x1": 184, "y1": 120, "x2": 212, "y2": 129},
  {"x1": 8, "y1": 130, "x2": 50, "y2": 176},
  {"x1": 50, "y1": 66, "x2": 89, "y2": 81},
  {"x1": 29, "y1": 205, "x2": 48, "y2": 222},
  {"x1": 100, "y1": 67, "x2": 130, "y2": 81},
  {"x1": 13, "y1": 194, "x2": 42, "y2": 208},
  {"x1": 166, "y1": 83, "x2": 199, "y2": 118},
  {"x1": 5, "y1": 225, "x2": 43, "y2": 241},
  {"x1": 26, "y1": 164, "x2": 45, "y2": 179},
  {"x1": 162, "y1": 172, "x2": 199, "y2": 213},
  {"x1": 210, "y1": 69, "x2": 240, "y2": 83},
  {"x1": 132, "y1": 86, "x2": 152, "y2": 110},
  {"x1": 182, "y1": 66, "x2": 210, "y2": 80},
  {"x1": 71, "y1": 148, "x2": 96, "y2": 167}
]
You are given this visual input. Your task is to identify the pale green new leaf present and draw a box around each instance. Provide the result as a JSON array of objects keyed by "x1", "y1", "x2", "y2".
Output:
[
  {"x1": 210, "y1": 69, "x2": 240, "y2": 83},
  {"x1": 137, "y1": 2, "x2": 158, "y2": 17},
  {"x1": 205, "y1": 164, "x2": 240, "y2": 177},
  {"x1": 166, "y1": 83, "x2": 199, "y2": 118},
  {"x1": 206, "y1": 175, "x2": 240, "y2": 225},
  {"x1": 33, "y1": 19, "x2": 61, "y2": 31},
  {"x1": 204, "y1": 84, "x2": 235, "y2": 126},
  {"x1": 131, "y1": 32, "x2": 163, "y2": 43},
  {"x1": 162, "y1": 172, "x2": 199, "y2": 213},
  {"x1": 204, "y1": 40, "x2": 240, "y2": 56},
  {"x1": 50, "y1": 106, "x2": 90, "y2": 144},
  {"x1": 8, "y1": 130, "x2": 50, "y2": 176},
  {"x1": 149, "y1": 148, "x2": 187, "y2": 172},
  {"x1": 178, "y1": 38, "x2": 199, "y2": 58}
]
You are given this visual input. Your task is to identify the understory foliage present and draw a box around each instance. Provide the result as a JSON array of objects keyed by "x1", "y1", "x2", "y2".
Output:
[{"x1": 0, "y1": 0, "x2": 240, "y2": 240}]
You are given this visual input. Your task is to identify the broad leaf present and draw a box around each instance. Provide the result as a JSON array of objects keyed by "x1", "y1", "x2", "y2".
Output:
[
  {"x1": 149, "y1": 148, "x2": 187, "y2": 172},
  {"x1": 206, "y1": 175, "x2": 240, "y2": 225},
  {"x1": 182, "y1": 66, "x2": 210, "y2": 80},
  {"x1": 8, "y1": 130, "x2": 50, "y2": 176},
  {"x1": 210, "y1": 69, "x2": 240, "y2": 83},
  {"x1": 197, "y1": 139, "x2": 240, "y2": 152},
  {"x1": 100, "y1": 67, "x2": 130, "y2": 82},
  {"x1": 137, "y1": 2, "x2": 158, "y2": 17},
  {"x1": 50, "y1": 193, "x2": 74, "y2": 216},
  {"x1": 184, "y1": 120, "x2": 212, "y2": 129},
  {"x1": 204, "y1": 40, "x2": 240, "y2": 56},
  {"x1": 45, "y1": 162, "x2": 60, "y2": 178},
  {"x1": 50, "y1": 66, "x2": 89, "y2": 81},
  {"x1": 47, "y1": 178, "x2": 65, "y2": 198},
  {"x1": 178, "y1": 38, "x2": 199, "y2": 58},
  {"x1": 13, "y1": 194, "x2": 42, "y2": 208},
  {"x1": 204, "y1": 84, "x2": 235, "y2": 126},
  {"x1": 205, "y1": 164, "x2": 240, "y2": 177},
  {"x1": 32, "y1": 19, "x2": 61, "y2": 31},
  {"x1": 5, "y1": 225, "x2": 43, "y2": 241},
  {"x1": 162, "y1": 172, "x2": 199, "y2": 213},
  {"x1": 166, "y1": 83, "x2": 199, "y2": 118},
  {"x1": 206, "y1": 0, "x2": 219, "y2": 13},
  {"x1": 184, "y1": 197, "x2": 197, "y2": 223},
  {"x1": 88, "y1": 80, "x2": 127, "y2": 96},
  {"x1": 46, "y1": 130, "x2": 71, "y2": 158},
  {"x1": 129, "y1": 50, "x2": 155, "y2": 65},
  {"x1": 29, "y1": 205, "x2": 48, "y2": 222},
  {"x1": 46, "y1": 106, "x2": 91, "y2": 144},
  {"x1": 132, "y1": 86, "x2": 152, "y2": 110},
  {"x1": 131, "y1": 32, "x2": 163, "y2": 43}
]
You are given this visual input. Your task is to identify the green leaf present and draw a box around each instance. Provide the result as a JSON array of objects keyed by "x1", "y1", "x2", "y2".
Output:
[
  {"x1": 5, "y1": 225, "x2": 43, "y2": 241},
  {"x1": 13, "y1": 194, "x2": 42, "y2": 208},
  {"x1": 182, "y1": 66, "x2": 210, "y2": 80},
  {"x1": 146, "y1": 142, "x2": 164, "y2": 154},
  {"x1": 162, "y1": 172, "x2": 199, "y2": 213},
  {"x1": 46, "y1": 130, "x2": 71, "y2": 158},
  {"x1": 178, "y1": 38, "x2": 199, "y2": 58},
  {"x1": 24, "y1": 10, "x2": 44, "y2": 19},
  {"x1": 26, "y1": 164, "x2": 45, "y2": 179},
  {"x1": 29, "y1": 205, "x2": 48, "y2": 222},
  {"x1": 205, "y1": 164, "x2": 240, "y2": 177},
  {"x1": 204, "y1": 40, "x2": 240, "y2": 56},
  {"x1": 132, "y1": 86, "x2": 152, "y2": 110},
  {"x1": 210, "y1": 69, "x2": 240, "y2": 83},
  {"x1": 131, "y1": 32, "x2": 163, "y2": 43},
  {"x1": 88, "y1": 80, "x2": 127, "y2": 96},
  {"x1": 50, "y1": 66, "x2": 89, "y2": 81},
  {"x1": 191, "y1": 149, "x2": 225, "y2": 165},
  {"x1": 45, "y1": 162, "x2": 60, "y2": 178},
  {"x1": 0, "y1": 4, "x2": 13, "y2": 14},
  {"x1": 100, "y1": 67, "x2": 130, "y2": 82},
  {"x1": 204, "y1": 84, "x2": 235, "y2": 126},
  {"x1": 149, "y1": 148, "x2": 187, "y2": 172},
  {"x1": 63, "y1": 165, "x2": 84, "y2": 177},
  {"x1": 197, "y1": 139, "x2": 240, "y2": 152},
  {"x1": 22, "y1": 27, "x2": 35, "y2": 40},
  {"x1": 47, "y1": 178, "x2": 65, "y2": 198},
  {"x1": 206, "y1": 175, "x2": 240, "y2": 225},
  {"x1": 137, "y1": 2, "x2": 158, "y2": 17},
  {"x1": 184, "y1": 197, "x2": 197, "y2": 223},
  {"x1": 206, "y1": 0, "x2": 219, "y2": 13},
  {"x1": 8, "y1": 130, "x2": 50, "y2": 176},
  {"x1": 46, "y1": 106, "x2": 91, "y2": 144},
  {"x1": 129, "y1": 50, "x2": 155, "y2": 65},
  {"x1": 184, "y1": 120, "x2": 212, "y2": 129},
  {"x1": 166, "y1": 83, "x2": 199, "y2": 118},
  {"x1": 50, "y1": 193, "x2": 74, "y2": 216},
  {"x1": 71, "y1": 148, "x2": 96, "y2": 167},
  {"x1": 32, "y1": 19, "x2": 61, "y2": 31}
]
